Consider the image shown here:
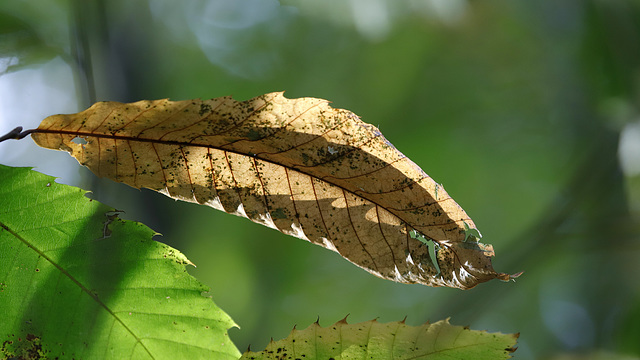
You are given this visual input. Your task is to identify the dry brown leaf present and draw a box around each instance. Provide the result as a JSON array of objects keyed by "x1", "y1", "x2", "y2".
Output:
[{"x1": 28, "y1": 92, "x2": 518, "y2": 289}]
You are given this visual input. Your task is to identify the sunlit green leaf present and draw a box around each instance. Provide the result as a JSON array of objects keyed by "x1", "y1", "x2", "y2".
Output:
[
  {"x1": 241, "y1": 318, "x2": 518, "y2": 360},
  {"x1": 0, "y1": 165, "x2": 240, "y2": 359}
]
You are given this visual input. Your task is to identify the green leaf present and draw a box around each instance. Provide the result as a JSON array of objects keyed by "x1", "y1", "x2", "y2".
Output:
[
  {"x1": 0, "y1": 165, "x2": 240, "y2": 359},
  {"x1": 241, "y1": 318, "x2": 518, "y2": 360}
]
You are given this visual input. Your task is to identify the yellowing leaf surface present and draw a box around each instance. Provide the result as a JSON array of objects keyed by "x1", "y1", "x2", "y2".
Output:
[{"x1": 30, "y1": 92, "x2": 515, "y2": 289}]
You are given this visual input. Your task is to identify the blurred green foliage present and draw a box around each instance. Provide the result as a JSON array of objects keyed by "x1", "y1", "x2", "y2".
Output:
[{"x1": 1, "y1": 1, "x2": 639, "y2": 359}]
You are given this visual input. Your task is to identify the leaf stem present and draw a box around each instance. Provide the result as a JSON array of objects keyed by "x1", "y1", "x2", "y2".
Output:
[{"x1": 0, "y1": 127, "x2": 35, "y2": 143}]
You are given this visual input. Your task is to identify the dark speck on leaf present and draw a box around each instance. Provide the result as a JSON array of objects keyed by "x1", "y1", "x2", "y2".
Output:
[{"x1": 246, "y1": 129, "x2": 262, "y2": 141}]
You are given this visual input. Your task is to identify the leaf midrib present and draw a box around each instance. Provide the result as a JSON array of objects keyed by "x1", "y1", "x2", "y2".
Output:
[{"x1": 29, "y1": 128, "x2": 455, "y2": 233}]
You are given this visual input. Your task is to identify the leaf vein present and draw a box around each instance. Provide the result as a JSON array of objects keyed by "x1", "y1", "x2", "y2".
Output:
[
  {"x1": 188, "y1": 94, "x2": 275, "y2": 144},
  {"x1": 90, "y1": 108, "x2": 117, "y2": 134},
  {"x1": 112, "y1": 101, "x2": 160, "y2": 135},
  {"x1": 164, "y1": 99, "x2": 227, "y2": 142},
  {"x1": 224, "y1": 151, "x2": 247, "y2": 217},
  {"x1": 136, "y1": 101, "x2": 191, "y2": 139},
  {"x1": 180, "y1": 147, "x2": 195, "y2": 198},
  {"x1": 310, "y1": 179, "x2": 331, "y2": 243},
  {"x1": 375, "y1": 205, "x2": 397, "y2": 273},
  {"x1": 284, "y1": 167, "x2": 302, "y2": 233},
  {"x1": 342, "y1": 189, "x2": 378, "y2": 272},
  {"x1": 251, "y1": 157, "x2": 272, "y2": 221},
  {"x1": 152, "y1": 142, "x2": 169, "y2": 196}
]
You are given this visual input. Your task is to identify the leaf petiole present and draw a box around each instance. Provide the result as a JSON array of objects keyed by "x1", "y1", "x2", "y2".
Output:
[{"x1": 0, "y1": 127, "x2": 34, "y2": 143}]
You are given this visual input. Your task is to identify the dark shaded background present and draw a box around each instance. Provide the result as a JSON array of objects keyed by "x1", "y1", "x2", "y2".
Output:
[{"x1": 1, "y1": 1, "x2": 639, "y2": 359}]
